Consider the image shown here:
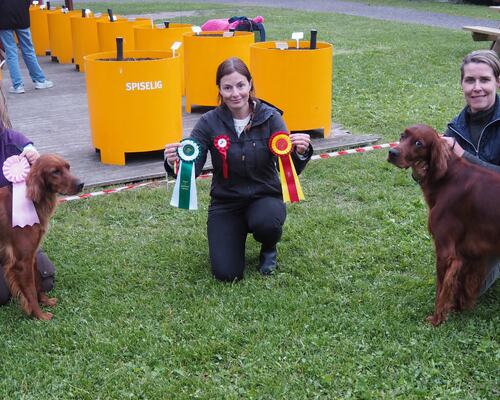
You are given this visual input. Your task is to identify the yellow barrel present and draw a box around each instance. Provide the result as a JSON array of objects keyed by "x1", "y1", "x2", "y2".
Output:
[
  {"x1": 84, "y1": 50, "x2": 183, "y2": 165},
  {"x1": 250, "y1": 40, "x2": 333, "y2": 136},
  {"x1": 47, "y1": 9, "x2": 80, "y2": 63},
  {"x1": 97, "y1": 18, "x2": 152, "y2": 52},
  {"x1": 70, "y1": 14, "x2": 107, "y2": 72},
  {"x1": 183, "y1": 31, "x2": 254, "y2": 112},
  {"x1": 134, "y1": 23, "x2": 192, "y2": 94},
  {"x1": 29, "y1": 6, "x2": 51, "y2": 56}
]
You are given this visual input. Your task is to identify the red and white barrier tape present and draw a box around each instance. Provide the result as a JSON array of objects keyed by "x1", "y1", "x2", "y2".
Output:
[
  {"x1": 310, "y1": 142, "x2": 398, "y2": 161},
  {"x1": 58, "y1": 142, "x2": 399, "y2": 203}
]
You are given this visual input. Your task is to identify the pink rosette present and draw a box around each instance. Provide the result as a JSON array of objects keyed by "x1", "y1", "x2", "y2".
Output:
[
  {"x1": 2, "y1": 155, "x2": 40, "y2": 228},
  {"x1": 2, "y1": 155, "x2": 30, "y2": 183}
]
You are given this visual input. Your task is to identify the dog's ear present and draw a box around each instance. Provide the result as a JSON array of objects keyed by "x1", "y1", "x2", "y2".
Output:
[
  {"x1": 26, "y1": 161, "x2": 45, "y2": 203},
  {"x1": 429, "y1": 135, "x2": 451, "y2": 181}
]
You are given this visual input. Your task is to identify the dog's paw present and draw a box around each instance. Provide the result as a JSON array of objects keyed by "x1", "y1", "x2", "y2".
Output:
[
  {"x1": 39, "y1": 294, "x2": 57, "y2": 307},
  {"x1": 44, "y1": 297, "x2": 57, "y2": 307},
  {"x1": 426, "y1": 313, "x2": 446, "y2": 326},
  {"x1": 39, "y1": 312, "x2": 53, "y2": 321}
]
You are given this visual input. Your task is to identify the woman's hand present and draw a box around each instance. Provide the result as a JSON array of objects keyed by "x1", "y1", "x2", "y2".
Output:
[
  {"x1": 164, "y1": 142, "x2": 181, "y2": 165},
  {"x1": 290, "y1": 133, "x2": 311, "y2": 155},
  {"x1": 20, "y1": 148, "x2": 40, "y2": 165},
  {"x1": 441, "y1": 136, "x2": 464, "y2": 157}
]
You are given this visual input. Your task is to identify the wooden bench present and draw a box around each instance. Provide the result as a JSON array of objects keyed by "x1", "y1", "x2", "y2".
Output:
[{"x1": 462, "y1": 26, "x2": 500, "y2": 55}]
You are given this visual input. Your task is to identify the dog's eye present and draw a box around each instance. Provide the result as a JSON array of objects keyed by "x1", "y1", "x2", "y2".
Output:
[
  {"x1": 51, "y1": 169, "x2": 61, "y2": 176},
  {"x1": 415, "y1": 140, "x2": 423, "y2": 147}
]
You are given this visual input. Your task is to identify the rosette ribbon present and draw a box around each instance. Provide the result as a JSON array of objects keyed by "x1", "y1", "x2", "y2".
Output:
[
  {"x1": 268, "y1": 131, "x2": 304, "y2": 203},
  {"x1": 2, "y1": 156, "x2": 40, "y2": 227},
  {"x1": 214, "y1": 135, "x2": 231, "y2": 179},
  {"x1": 170, "y1": 138, "x2": 200, "y2": 210}
]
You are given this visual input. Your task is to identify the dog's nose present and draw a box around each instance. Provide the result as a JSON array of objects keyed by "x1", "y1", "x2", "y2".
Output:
[
  {"x1": 76, "y1": 181, "x2": 84, "y2": 192},
  {"x1": 388, "y1": 148, "x2": 400, "y2": 161}
]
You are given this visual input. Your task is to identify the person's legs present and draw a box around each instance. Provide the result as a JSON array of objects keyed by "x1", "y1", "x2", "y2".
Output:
[
  {"x1": 479, "y1": 259, "x2": 499, "y2": 296},
  {"x1": 15, "y1": 28, "x2": 46, "y2": 84},
  {"x1": 36, "y1": 249, "x2": 55, "y2": 292},
  {"x1": 0, "y1": 265, "x2": 12, "y2": 305},
  {"x1": 207, "y1": 202, "x2": 248, "y2": 282},
  {"x1": 246, "y1": 197, "x2": 286, "y2": 274},
  {"x1": 0, "y1": 29, "x2": 24, "y2": 90},
  {"x1": 0, "y1": 249, "x2": 55, "y2": 307}
]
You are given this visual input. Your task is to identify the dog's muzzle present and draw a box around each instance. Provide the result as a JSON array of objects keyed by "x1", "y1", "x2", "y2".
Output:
[{"x1": 387, "y1": 148, "x2": 400, "y2": 163}]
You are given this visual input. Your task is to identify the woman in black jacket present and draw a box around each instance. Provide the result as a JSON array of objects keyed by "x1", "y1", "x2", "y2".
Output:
[
  {"x1": 0, "y1": 0, "x2": 53, "y2": 93},
  {"x1": 164, "y1": 57, "x2": 312, "y2": 281},
  {"x1": 443, "y1": 49, "x2": 499, "y2": 295}
]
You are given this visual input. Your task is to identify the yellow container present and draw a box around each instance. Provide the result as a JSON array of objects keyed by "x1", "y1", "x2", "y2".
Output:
[
  {"x1": 134, "y1": 23, "x2": 192, "y2": 94},
  {"x1": 84, "y1": 50, "x2": 183, "y2": 165},
  {"x1": 29, "y1": 6, "x2": 51, "y2": 56},
  {"x1": 250, "y1": 41, "x2": 333, "y2": 136},
  {"x1": 183, "y1": 31, "x2": 254, "y2": 112},
  {"x1": 70, "y1": 14, "x2": 107, "y2": 72},
  {"x1": 97, "y1": 18, "x2": 152, "y2": 52},
  {"x1": 47, "y1": 9, "x2": 81, "y2": 63}
]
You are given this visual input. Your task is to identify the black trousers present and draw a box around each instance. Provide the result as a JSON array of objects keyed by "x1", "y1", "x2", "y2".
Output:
[
  {"x1": 207, "y1": 196, "x2": 286, "y2": 281},
  {"x1": 0, "y1": 249, "x2": 55, "y2": 305}
]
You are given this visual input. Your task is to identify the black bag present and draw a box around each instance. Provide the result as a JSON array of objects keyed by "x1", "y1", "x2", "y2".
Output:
[{"x1": 228, "y1": 16, "x2": 266, "y2": 42}]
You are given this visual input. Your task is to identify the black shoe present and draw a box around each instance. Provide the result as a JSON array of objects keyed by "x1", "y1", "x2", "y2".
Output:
[{"x1": 259, "y1": 245, "x2": 277, "y2": 275}]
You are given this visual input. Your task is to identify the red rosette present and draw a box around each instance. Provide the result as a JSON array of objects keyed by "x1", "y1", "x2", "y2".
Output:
[
  {"x1": 214, "y1": 135, "x2": 231, "y2": 179},
  {"x1": 268, "y1": 131, "x2": 304, "y2": 203},
  {"x1": 268, "y1": 131, "x2": 292, "y2": 156}
]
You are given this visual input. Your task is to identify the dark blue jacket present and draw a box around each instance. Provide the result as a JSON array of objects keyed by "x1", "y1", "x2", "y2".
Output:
[
  {"x1": 445, "y1": 95, "x2": 500, "y2": 172},
  {"x1": 0, "y1": 0, "x2": 31, "y2": 30}
]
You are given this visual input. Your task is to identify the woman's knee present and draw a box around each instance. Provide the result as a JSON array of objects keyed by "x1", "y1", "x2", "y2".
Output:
[{"x1": 36, "y1": 250, "x2": 56, "y2": 292}]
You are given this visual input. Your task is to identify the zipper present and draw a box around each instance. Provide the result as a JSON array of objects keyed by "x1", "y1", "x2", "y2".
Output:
[{"x1": 449, "y1": 117, "x2": 500, "y2": 156}]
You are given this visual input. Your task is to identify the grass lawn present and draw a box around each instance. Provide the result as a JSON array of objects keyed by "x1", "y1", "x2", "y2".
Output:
[
  {"x1": 1, "y1": 1, "x2": 498, "y2": 399},
  {"x1": 76, "y1": 0, "x2": 500, "y2": 19}
]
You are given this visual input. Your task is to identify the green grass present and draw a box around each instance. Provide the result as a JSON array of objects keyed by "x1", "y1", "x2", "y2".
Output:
[
  {"x1": 1, "y1": 1, "x2": 498, "y2": 399},
  {"x1": 1, "y1": 154, "x2": 497, "y2": 399},
  {"x1": 330, "y1": 0, "x2": 500, "y2": 19},
  {"x1": 74, "y1": 0, "x2": 500, "y2": 19}
]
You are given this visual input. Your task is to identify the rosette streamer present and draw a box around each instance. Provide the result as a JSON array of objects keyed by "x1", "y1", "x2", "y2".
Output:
[
  {"x1": 214, "y1": 135, "x2": 231, "y2": 179},
  {"x1": 268, "y1": 131, "x2": 304, "y2": 203},
  {"x1": 2, "y1": 156, "x2": 40, "y2": 227},
  {"x1": 170, "y1": 138, "x2": 200, "y2": 210}
]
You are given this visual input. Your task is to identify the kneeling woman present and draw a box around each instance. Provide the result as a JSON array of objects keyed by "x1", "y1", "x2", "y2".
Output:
[{"x1": 164, "y1": 57, "x2": 312, "y2": 281}]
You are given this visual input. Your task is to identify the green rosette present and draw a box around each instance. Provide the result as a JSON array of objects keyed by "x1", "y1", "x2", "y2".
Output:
[{"x1": 170, "y1": 138, "x2": 201, "y2": 210}]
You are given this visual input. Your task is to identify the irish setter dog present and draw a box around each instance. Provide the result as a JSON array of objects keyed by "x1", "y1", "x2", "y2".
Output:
[
  {"x1": 388, "y1": 124, "x2": 500, "y2": 326},
  {"x1": 0, "y1": 154, "x2": 83, "y2": 320}
]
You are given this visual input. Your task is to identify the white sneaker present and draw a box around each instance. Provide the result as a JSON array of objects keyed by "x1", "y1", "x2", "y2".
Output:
[
  {"x1": 9, "y1": 85, "x2": 25, "y2": 94},
  {"x1": 34, "y1": 80, "x2": 54, "y2": 89}
]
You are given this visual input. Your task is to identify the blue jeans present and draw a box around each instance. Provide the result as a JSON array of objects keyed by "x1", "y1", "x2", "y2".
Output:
[{"x1": 0, "y1": 28, "x2": 46, "y2": 89}]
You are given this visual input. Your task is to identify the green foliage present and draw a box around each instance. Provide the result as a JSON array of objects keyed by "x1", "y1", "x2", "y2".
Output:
[{"x1": 1, "y1": 2, "x2": 498, "y2": 399}]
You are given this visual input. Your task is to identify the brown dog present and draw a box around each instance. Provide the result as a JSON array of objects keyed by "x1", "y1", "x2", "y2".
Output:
[
  {"x1": 0, "y1": 154, "x2": 83, "y2": 320},
  {"x1": 388, "y1": 124, "x2": 500, "y2": 326}
]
